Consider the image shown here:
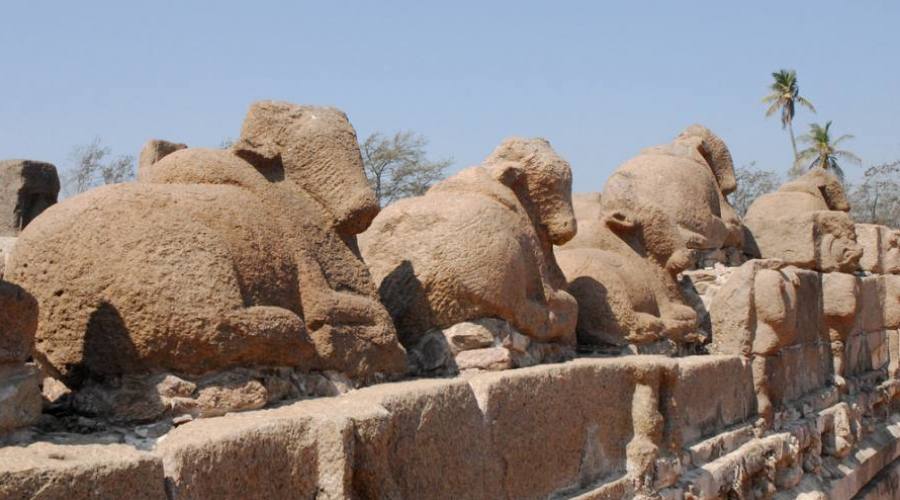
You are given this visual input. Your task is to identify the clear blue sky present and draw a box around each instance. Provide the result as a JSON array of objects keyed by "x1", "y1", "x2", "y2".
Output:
[{"x1": 1, "y1": 1, "x2": 897, "y2": 191}]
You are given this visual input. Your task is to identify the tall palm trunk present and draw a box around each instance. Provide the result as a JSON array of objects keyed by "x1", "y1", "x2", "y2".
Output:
[{"x1": 787, "y1": 120, "x2": 799, "y2": 163}]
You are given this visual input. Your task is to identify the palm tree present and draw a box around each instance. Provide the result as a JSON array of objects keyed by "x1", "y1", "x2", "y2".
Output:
[
  {"x1": 762, "y1": 69, "x2": 816, "y2": 163},
  {"x1": 796, "y1": 121, "x2": 861, "y2": 180}
]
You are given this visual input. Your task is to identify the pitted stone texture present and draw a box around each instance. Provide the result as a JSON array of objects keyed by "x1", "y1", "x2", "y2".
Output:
[
  {"x1": 765, "y1": 342, "x2": 832, "y2": 405},
  {"x1": 137, "y1": 139, "x2": 187, "y2": 178},
  {"x1": 468, "y1": 359, "x2": 639, "y2": 498},
  {"x1": 558, "y1": 207, "x2": 700, "y2": 348},
  {"x1": 7, "y1": 354, "x2": 897, "y2": 498},
  {"x1": 0, "y1": 280, "x2": 37, "y2": 364},
  {"x1": 860, "y1": 275, "x2": 889, "y2": 333},
  {"x1": 360, "y1": 137, "x2": 577, "y2": 347},
  {"x1": 597, "y1": 125, "x2": 742, "y2": 253},
  {"x1": 884, "y1": 275, "x2": 900, "y2": 329},
  {"x1": 0, "y1": 442, "x2": 164, "y2": 499},
  {"x1": 152, "y1": 356, "x2": 761, "y2": 499},
  {"x1": 708, "y1": 260, "x2": 803, "y2": 357},
  {"x1": 0, "y1": 364, "x2": 41, "y2": 433},
  {"x1": 856, "y1": 224, "x2": 900, "y2": 275},
  {"x1": 349, "y1": 378, "x2": 498, "y2": 499},
  {"x1": 156, "y1": 398, "x2": 363, "y2": 499},
  {"x1": 157, "y1": 377, "x2": 496, "y2": 500},
  {"x1": 0, "y1": 159, "x2": 60, "y2": 237},
  {"x1": 5, "y1": 101, "x2": 406, "y2": 386},
  {"x1": 666, "y1": 356, "x2": 755, "y2": 445},
  {"x1": 845, "y1": 330, "x2": 890, "y2": 377},
  {"x1": 823, "y1": 272, "x2": 861, "y2": 343},
  {"x1": 744, "y1": 169, "x2": 862, "y2": 272}
]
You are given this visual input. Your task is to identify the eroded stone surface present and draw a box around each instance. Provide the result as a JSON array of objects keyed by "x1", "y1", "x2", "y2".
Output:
[
  {"x1": 0, "y1": 364, "x2": 41, "y2": 433},
  {"x1": 744, "y1": 169, "x2": 863, "y2": 272},
  {"x1": 598, "y1": 125, "x2": 743, "y2": 254},
  {"x1": 137, "y1": 139, "x2": 187, "y2": 177},
  {"x1": 857, "y1": 223, "x2": 900, "y2": 275},
  {"x1": 360, "y1": 137, "x2": 578, "y2": 346},
  {"x1": 0, "y1": 159, "x2": 59, "y2": 237},
  {"x1": 0, "y1": 442, "x2": 164, "y2": 499},
  {"x1": 5, "y1": 101, "x2": 407, "y2": 390}
]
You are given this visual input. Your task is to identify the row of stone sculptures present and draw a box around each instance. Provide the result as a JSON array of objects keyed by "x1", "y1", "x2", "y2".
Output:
[{"x1": 1, "y1": 99, "x2": 898, "y2": 427}]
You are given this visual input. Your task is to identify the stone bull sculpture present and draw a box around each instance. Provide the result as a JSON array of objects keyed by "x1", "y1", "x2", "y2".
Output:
[
  {"x1": 600, "y1": 125, "x2": 744, "y2": 256},
  {"x1": 744, "y1": 168, "x2": 863, "y2": 272},
  {"x1": 557, "y1": 207, "x2": 699, "y2": 348},
  {"x1": 6, "y1": 101, "x2": 407, "y2": 385},
  {"x1": 359, "y1": 138, "x2": 578, "y2": 347}
]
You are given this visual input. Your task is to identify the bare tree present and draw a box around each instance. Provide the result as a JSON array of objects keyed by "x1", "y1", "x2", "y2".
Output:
[
  {"x1": 63, "y1": 138, "x2": 135, "y2": 196},
  {"x1": 848, "y1": 160, "x2": 900, "y2": 228},
  {"x1": 361, "y1": 131, "x2": 452, "y2": 206},
  {"x1": 729, "y1": 162, "x2": 782, "y2": 217}
]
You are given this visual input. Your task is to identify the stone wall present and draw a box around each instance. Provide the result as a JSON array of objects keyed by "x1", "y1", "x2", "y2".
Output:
[{"x1": 1, "y1": 347, "x2": 898, "y2": 499}]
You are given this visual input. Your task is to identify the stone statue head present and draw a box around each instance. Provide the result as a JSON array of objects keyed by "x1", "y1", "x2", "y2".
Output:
[
  {"x1": 484, "y1": 137, "x2": 576, "y2": 245},
  {"x1": 816, "y1": 212, "x2": 863, "y2": 273},
  {"x1": 234, "y1": 101, "x2": 379, "y2": 236}
]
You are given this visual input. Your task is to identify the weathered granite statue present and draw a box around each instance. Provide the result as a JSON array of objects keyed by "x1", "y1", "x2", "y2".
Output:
[
  {"x1": 822, "y1": 272, "x2": 861, "y2": 390},
  {"x1": 137, "y1": 139, "x2": 187, "y2": 177},
  {"x1": 360, "y1": 137, "x2": 578, "y2": 347},
  {"x1": 856, "y1": 223, "x2": 900, "y2": 275},
  {"x1": 599, "y1": 125, "x2": 744, "y2": 259},
  {"x1": 708, "y1": 259, "x2": 802, "y2": 425},
  {"x1": 0, "y1": 160, "x2": 60, "y2": 237},
  {"x1": 744, "y1": 168, "x2": 863, "y2": 272},
  {"x1": 5, "y1": 101, "x2": 407, "y2": 388},
  {"x1": 555, "y1": 125, "x2": 740, "y2": 349},
  {"x1": 557, "y1": 206, "x2": 699, "y2": 348}
]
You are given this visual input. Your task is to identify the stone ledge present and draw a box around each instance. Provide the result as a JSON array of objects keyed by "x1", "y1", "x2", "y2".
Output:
[
  {"x1": 1, "y1": 354, "x2": 899, "y2": 499},
  {"x1": 0, "y1": 442, "x2": 164, "y2": 500}
]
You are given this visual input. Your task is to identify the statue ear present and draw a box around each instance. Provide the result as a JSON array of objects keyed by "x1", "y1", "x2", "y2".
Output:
[
  {"x1": 816, "y1": 177, "x2": 850, "y2": 212},
  {"x1": 233, "y1": 101, "x2": 291, "y2": 168},
  {"x1": 604, "y1": 209, "x2": 637, "y2": 234},
  {"x1": 489, "y1": 161, "x2": 524, "y2": 188}
]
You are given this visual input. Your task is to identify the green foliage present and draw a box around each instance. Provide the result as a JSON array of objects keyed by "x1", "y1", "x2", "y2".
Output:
[
  {"x1": 795, "y1": 121, "x2": 860, "y2": 180},
  {"x1": 361, "y1": 131, "x2": 452, "y2": 206},
  {"x1": 762, "y1": 69, "x2": 816, "y2": 165}
]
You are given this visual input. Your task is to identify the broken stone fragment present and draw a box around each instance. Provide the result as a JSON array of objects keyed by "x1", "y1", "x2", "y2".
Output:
[
  {"x1": 856, "y1": 223, "x2": 900, "y2": 275},
  {"x1": 455, "y1": 347, "x2": 514, "y2": 371},
  {"x1": 137, "y1": 139, "x2": 187, "y2": 179},
  {"x1": 0, "y1": 364, "x2": 41, "y2": 434},
  {"x1": 0, "y1": 159, "x2": 59, "y2": 237}
]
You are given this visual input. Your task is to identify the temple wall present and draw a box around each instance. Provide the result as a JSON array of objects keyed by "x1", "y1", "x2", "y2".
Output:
[{"x1": 2, "y1": 338, "x2": 898, "y2": 499}]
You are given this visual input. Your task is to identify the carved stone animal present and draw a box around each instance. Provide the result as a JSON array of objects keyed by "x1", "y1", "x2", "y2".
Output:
[
  {"x1": 707, "y1": 259, "x2": 801, "y2": 424},
  {"x1": 599, "y1": 125, "x2": 743, "y2": 253},
  {"x1": 744, "y1": 168, "x2": 862, "y2": 272},
  {"x1": 557, "y1": 207, "x2": 698, "y2": 347},
  {"x1": 5, "y1": 101, "x2": 406, "y2": 385},
  {"x1": 359, "y1": 138, "x2": 578, "y2": 347}
]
